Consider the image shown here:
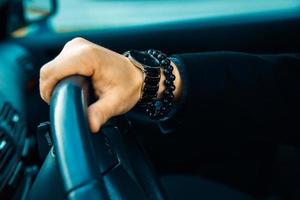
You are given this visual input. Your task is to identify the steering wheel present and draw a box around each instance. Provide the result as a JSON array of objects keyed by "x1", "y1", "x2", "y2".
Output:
[{"x1": 50, "y1": 75, "x2": 165, "y2": 200}]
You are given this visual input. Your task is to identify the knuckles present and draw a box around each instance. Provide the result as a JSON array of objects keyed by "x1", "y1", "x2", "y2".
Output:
[
  {"x1": 70, "y1": 37, "x2": 88, "y2": 44},
  {"x1": 39, "y1": 64, "x2": 49, "y2": 80},
  {"x1": 65, "y1": 37, "x2": 89, "y2": 48},
  {"x1": 39, "y1": 37, "x2": 96, "y2": 104}
]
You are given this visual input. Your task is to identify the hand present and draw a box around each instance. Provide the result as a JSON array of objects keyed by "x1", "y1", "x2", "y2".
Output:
[{"x1": 40, "y1": 37, "x2": 181, "y2": 133}]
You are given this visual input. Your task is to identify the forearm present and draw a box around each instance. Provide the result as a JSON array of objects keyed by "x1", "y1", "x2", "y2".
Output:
[{"x1": 168, "y1": 52, "x2": 300, "y2": 144}]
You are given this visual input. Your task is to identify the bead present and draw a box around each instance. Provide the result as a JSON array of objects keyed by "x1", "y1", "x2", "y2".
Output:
[
  {"x1": 164, "y1": 94, "x2": 174, "y2": 101},
  {"x1": 164, "y1": 89, "x2": 171, "y2": 96},
  {"x1": 163, "y1": 68, "x2": 171, "y2": 75},
  {"x1": 170, "y1": 84, "x2": 176, "y2": 91},
  {"x1": 168, "y1": 74, "x2": 176, "y2": 81},
  {"x1": 146, "y1": 104, "x2": 154, "y2": 110},
  {"x1": 147, "y1": 49, "x2": 155, "y2": 55},
  {"x1": 156, "y1": 50, "x2": 163, "y2": 55},
  {"x1": 166, "y1": 65, "x2": 174, "y2": 72},
  {"x1": 157, "y1": 54, "x2": 167, "y2": 61},
  {"x1": 168, "y1": 94, "x2": 175, "y2": 99},
  {"x1": 149, "y1": 112, "x2": 153, "y2": 117},
  {"x1": 154, "y1": 100, "x2": 162, "y2": 110},
  {"x1": 163, "y1": 98, "x2": 169, "y2": 104},
  {"x1": 153, "y1": 112, "x2": 159, "y2": 118},
  {"x1": 161, "y1": 59, "x2": 170, "y2": 66},
  {"x1": 161, "y1": 106, "x2": 167, "y2": 112},
  {"x1": 164, "y1": 79, "x2": 172, "y2": 86},
  {"x1": 145, "y1": 72, "x2": 160, "y2": 79},
  {"x1": 146, "y1": 104, "x2": 154, "y2": 112},
  {"x1": 144, "y1": 85, "x2": 159, "y2": 93},
  {"x1": 153, "y1": 51, "x2": 159, "y2": 57},
  {"x1": 145, "y1": 76, "x2": 160, "y2": 86}
]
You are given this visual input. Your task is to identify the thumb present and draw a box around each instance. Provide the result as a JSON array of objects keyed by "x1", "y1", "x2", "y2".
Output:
[{"x1": 87, "y1": 97, "x2": 114, "y2": 133}]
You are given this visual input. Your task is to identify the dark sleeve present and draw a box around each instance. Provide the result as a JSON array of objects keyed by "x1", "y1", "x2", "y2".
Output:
[{"x1": 164, "y1": 52, "x2": 300, "y2": 144}]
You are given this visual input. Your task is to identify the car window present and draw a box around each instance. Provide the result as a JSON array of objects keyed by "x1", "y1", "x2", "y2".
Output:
[{"x1": 52, "y1": 0, "x2": 300, "y2": 32}]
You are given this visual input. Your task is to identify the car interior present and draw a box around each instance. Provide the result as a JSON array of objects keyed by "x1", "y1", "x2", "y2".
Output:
[{"x1": 0, "y1": 0, "x2": 300, "y2": 199}]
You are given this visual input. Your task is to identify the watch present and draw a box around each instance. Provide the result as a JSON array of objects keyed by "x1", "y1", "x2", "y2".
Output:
[{"x1": 124, "y1": 50, "x2": 161, "y2": 104}]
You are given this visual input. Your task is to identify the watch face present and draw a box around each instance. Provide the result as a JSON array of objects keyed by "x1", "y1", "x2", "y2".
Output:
[{"x1": 130, "y1": 50, "x2": 160, "y2": 68}]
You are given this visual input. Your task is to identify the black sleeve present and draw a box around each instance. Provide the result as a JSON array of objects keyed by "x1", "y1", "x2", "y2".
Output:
[{"x1": 165, "y1": 52, "x2": 300, "y2": 145}]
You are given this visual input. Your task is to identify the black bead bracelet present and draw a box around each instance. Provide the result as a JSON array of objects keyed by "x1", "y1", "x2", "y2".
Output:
[
  {"x1": 146, "y1": 49, "x2": 176, "y2": 120},
  {"x1": 124, "y1": 49, "x2": 176, "y2": 120}
]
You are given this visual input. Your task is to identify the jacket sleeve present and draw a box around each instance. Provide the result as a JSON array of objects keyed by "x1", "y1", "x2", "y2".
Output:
[{"x1": 162, "y1": 52, "x2": 300, "y2": 144}]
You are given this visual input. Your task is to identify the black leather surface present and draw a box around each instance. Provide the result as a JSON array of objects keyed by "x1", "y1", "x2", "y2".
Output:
[
  {"x1": 47, "y1": 75, "x2": 167, "y2": 200},
  {"x1": 27, "y1": 149, "x2": 64, "y2": 200},
  {"x1": 50, "y1": 76, "x2": 109, "y2": 200},
  {"x1": 161, "y1": 175, "x2": 254, "y2": 200}
]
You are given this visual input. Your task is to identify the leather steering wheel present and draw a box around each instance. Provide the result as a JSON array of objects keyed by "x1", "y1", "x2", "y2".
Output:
[
  {"x1": 50, "y1": 75, "x2": 165, "y2": 200},
  {"x1": 50, "y1": 76, "x2": 109, "y2": 200}
]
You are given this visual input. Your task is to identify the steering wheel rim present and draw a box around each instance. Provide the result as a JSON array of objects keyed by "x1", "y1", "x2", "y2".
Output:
[{"x1": 50, "y1": 75, "x2": 109, "y2": 200}]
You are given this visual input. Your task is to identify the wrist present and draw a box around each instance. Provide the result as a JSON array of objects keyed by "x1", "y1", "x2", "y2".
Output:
[
  {"x1": 123, "y1": 55, "x2": 144, "y2": 105},
  {"x1": 123, "y1": 49, "x2": 181, "y2": 120}
]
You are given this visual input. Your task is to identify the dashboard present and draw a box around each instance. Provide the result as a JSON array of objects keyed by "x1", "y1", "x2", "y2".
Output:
[
  {"x1": 0, "y1": 43, "x2": 32, "y2": 197},
  {"x1": 0, "y1": 43, "x2": 32, "y2": 114}
]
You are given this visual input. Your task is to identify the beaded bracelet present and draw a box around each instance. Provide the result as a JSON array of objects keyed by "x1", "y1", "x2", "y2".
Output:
[{"x1": 146, "y1": 49, "x2": 176, "y2": 120}]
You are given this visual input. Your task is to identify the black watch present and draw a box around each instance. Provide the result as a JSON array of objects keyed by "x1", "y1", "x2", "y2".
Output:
[{"x1": 124, "y1": 50, "x2": 161, "y2": 105}]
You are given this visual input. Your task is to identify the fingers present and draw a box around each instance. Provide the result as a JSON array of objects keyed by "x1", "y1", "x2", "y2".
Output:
[
  {"x1": 39, "y1": 38, "x2": 139, "y2": 134},
  {"x1": 39, "y1": 60, "x2": 59, "y2": 103},
  {"x1": 87, "y1": 96, "x2": 116, "y2": 133},
  {"x1": 39, "y1": 49, "x2": 95, "y2": 103},
  {"x1": 39, "y1": 37, "x2": 96, "y2": 103}
]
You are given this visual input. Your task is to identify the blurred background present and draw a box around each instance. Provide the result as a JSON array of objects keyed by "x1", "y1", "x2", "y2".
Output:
[{"x1": 51, "y1": 0, "x2": 300, "y2": 32}]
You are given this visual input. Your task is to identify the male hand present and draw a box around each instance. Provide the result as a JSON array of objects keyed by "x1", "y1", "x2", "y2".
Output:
[
  {"x1": 40, "y1": 37, "x2": 144, "y2": 133},
  {"x1": 40, "y1": 37, "x2": 181, "y2": 133}
]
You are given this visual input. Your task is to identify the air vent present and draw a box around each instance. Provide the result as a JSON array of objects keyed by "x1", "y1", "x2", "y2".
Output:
[
  {"x1": 0, "y1": 102, "x2": 25, "y2": 139},
  {"x1": 0, "y1": 129, "x2": 16, "y2": 190},
  {"x1": 0, "y1": 102, "x2": 26, "y2": 191},
  {"x1": 0, "y1": 103, "x2": 11, "y2": 121}
]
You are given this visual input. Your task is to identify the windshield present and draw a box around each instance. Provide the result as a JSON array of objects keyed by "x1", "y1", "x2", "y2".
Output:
[{"x1": 50, "y1": 0, "x2": 300, "y2": 32}]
